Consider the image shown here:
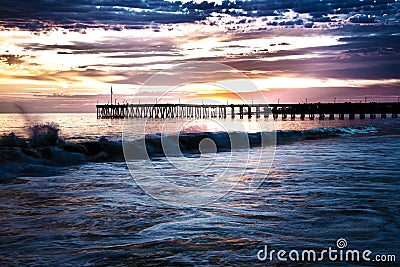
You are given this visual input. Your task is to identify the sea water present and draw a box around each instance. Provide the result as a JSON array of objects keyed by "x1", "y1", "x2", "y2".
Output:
[{"x1": 0, "y1": 113, "x2": 399, "y2": 266}]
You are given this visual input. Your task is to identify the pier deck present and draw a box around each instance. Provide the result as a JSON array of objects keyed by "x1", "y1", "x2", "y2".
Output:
[{"x1": 96, "y1": 102, "x2": 400, "y2": 120}]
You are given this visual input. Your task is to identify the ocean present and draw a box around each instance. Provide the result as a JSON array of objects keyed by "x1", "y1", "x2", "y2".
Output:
[{"x1": 0, "y1": 113, "x2": 399, "y2": 266}]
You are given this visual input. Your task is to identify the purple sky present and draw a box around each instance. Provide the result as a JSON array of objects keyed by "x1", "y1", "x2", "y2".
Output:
[{"x1": 0, "y1": 0, "x2": 399, "y2": 112}]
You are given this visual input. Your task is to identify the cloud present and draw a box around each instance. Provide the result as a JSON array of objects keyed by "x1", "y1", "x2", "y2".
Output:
[
  {"x1": 21, "y1": 36, "x2": 178, "y2": 55},
  {"x1": 0, "y1": 0, "x2": 204, "y2": 31},
  {"x1": 0, "y1": 54, "x2": 26, "y2": 65},
  {"x1": 18, "y1": 24, "x2": 400, "y2": 82},
  {"x1": 0, "y1": 0, "x2": 399, "y2": 31},
  {"x1": 348, "y1": 14, "x2": 376, "y2": 23},
  {"x1": 1, "y1": 1, "x2": 399, "y2": 113},
  {"x1": 0, "y1": 94, "x2": 107, "y2": 113}
]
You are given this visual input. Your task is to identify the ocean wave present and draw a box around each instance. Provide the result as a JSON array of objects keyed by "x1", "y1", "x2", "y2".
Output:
[
  {"x1": 0, "y1": 126, "x2": 378, "y2": 179},
  {"x1": 276, "y1": 126, "x2": 378, "y2": 143}
]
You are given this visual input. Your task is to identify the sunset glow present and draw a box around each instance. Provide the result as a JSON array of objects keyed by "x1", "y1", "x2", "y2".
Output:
[
  {"x1": 1, "y1": 1, "x2": 399, "y2": 112},
  {"x1": 1, "y1": 2, "x2": 400, "y2": 265}
]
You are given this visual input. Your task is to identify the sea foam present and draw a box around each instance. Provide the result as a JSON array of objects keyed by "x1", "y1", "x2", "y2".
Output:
[{"x1": 0, "y1": 125, "x2": 378, "y2": 179}]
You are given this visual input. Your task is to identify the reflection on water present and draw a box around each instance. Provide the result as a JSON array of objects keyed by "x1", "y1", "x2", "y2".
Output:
[
  {"x1": 0, "y1": 112, "x2": 396, "y2": 141},
  {"x1": 0, "y1": 113, "x2": 399, "y2": 265},
  {"x1": 0, "y1": 129, "x2": 399, "y2": 265}
]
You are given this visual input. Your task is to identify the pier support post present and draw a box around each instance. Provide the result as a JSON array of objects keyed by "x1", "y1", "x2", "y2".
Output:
[
  {"x1": 239, "y1": 106, "x2": 244, "y2": 119},
  {"x1": 256, "y1": 106, "x2": 260, "y2": 118},
  {"x1": 264, "y1": 107, "x2": 269, "y2": 118}
]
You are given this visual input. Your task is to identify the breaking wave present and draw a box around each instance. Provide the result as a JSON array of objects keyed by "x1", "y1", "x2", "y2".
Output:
[{"x1": 0, "y1": 125, "x2": 378, "y2": 179}]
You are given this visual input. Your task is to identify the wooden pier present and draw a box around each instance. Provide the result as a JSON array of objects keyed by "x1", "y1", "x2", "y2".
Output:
[{"x1": 96, "y1": 102, "x2": 400, "y2": 120}]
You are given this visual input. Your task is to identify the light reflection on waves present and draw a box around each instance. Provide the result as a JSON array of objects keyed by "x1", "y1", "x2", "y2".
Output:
[{"x1": 0, "y1": 135, "x2": 399, "y2": 266}]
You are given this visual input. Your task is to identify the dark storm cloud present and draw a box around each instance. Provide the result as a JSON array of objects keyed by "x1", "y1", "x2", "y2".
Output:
[
  {"x1": 323, "y1": 31, "x2": 400, "y2": 79},
  {"x1": 216, "y1": 28, "x2": 400, "y2": 81},
  {"x1": 0, "y1": 0, "x2": 205, "y2": 31},
  {"x1": 100, "y1": 27, "x2": 400, "y2": 81},
  {"x1": 1, "y1": 0, "x2": 399, "y2": 31},
  {"x1": 44, "y1": 25, "x2": 399, "y2": 83},
  {"x1": 20, "y1": 35, "x2": 178, "y2": 56}
]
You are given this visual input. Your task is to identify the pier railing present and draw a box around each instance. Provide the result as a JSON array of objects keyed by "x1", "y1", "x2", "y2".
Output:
[{"x1": 96, "y1": 102, "x2": 400, "y2": 120}]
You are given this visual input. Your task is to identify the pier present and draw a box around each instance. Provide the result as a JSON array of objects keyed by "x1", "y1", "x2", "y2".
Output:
[{"x1": 96, "y1": 102, "x2": 400, "y2": 120}]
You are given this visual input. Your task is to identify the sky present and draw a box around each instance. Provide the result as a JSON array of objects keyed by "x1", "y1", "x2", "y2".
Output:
[{"x1": 0, "y1": 0, "x2": 400, "y2": 112}]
